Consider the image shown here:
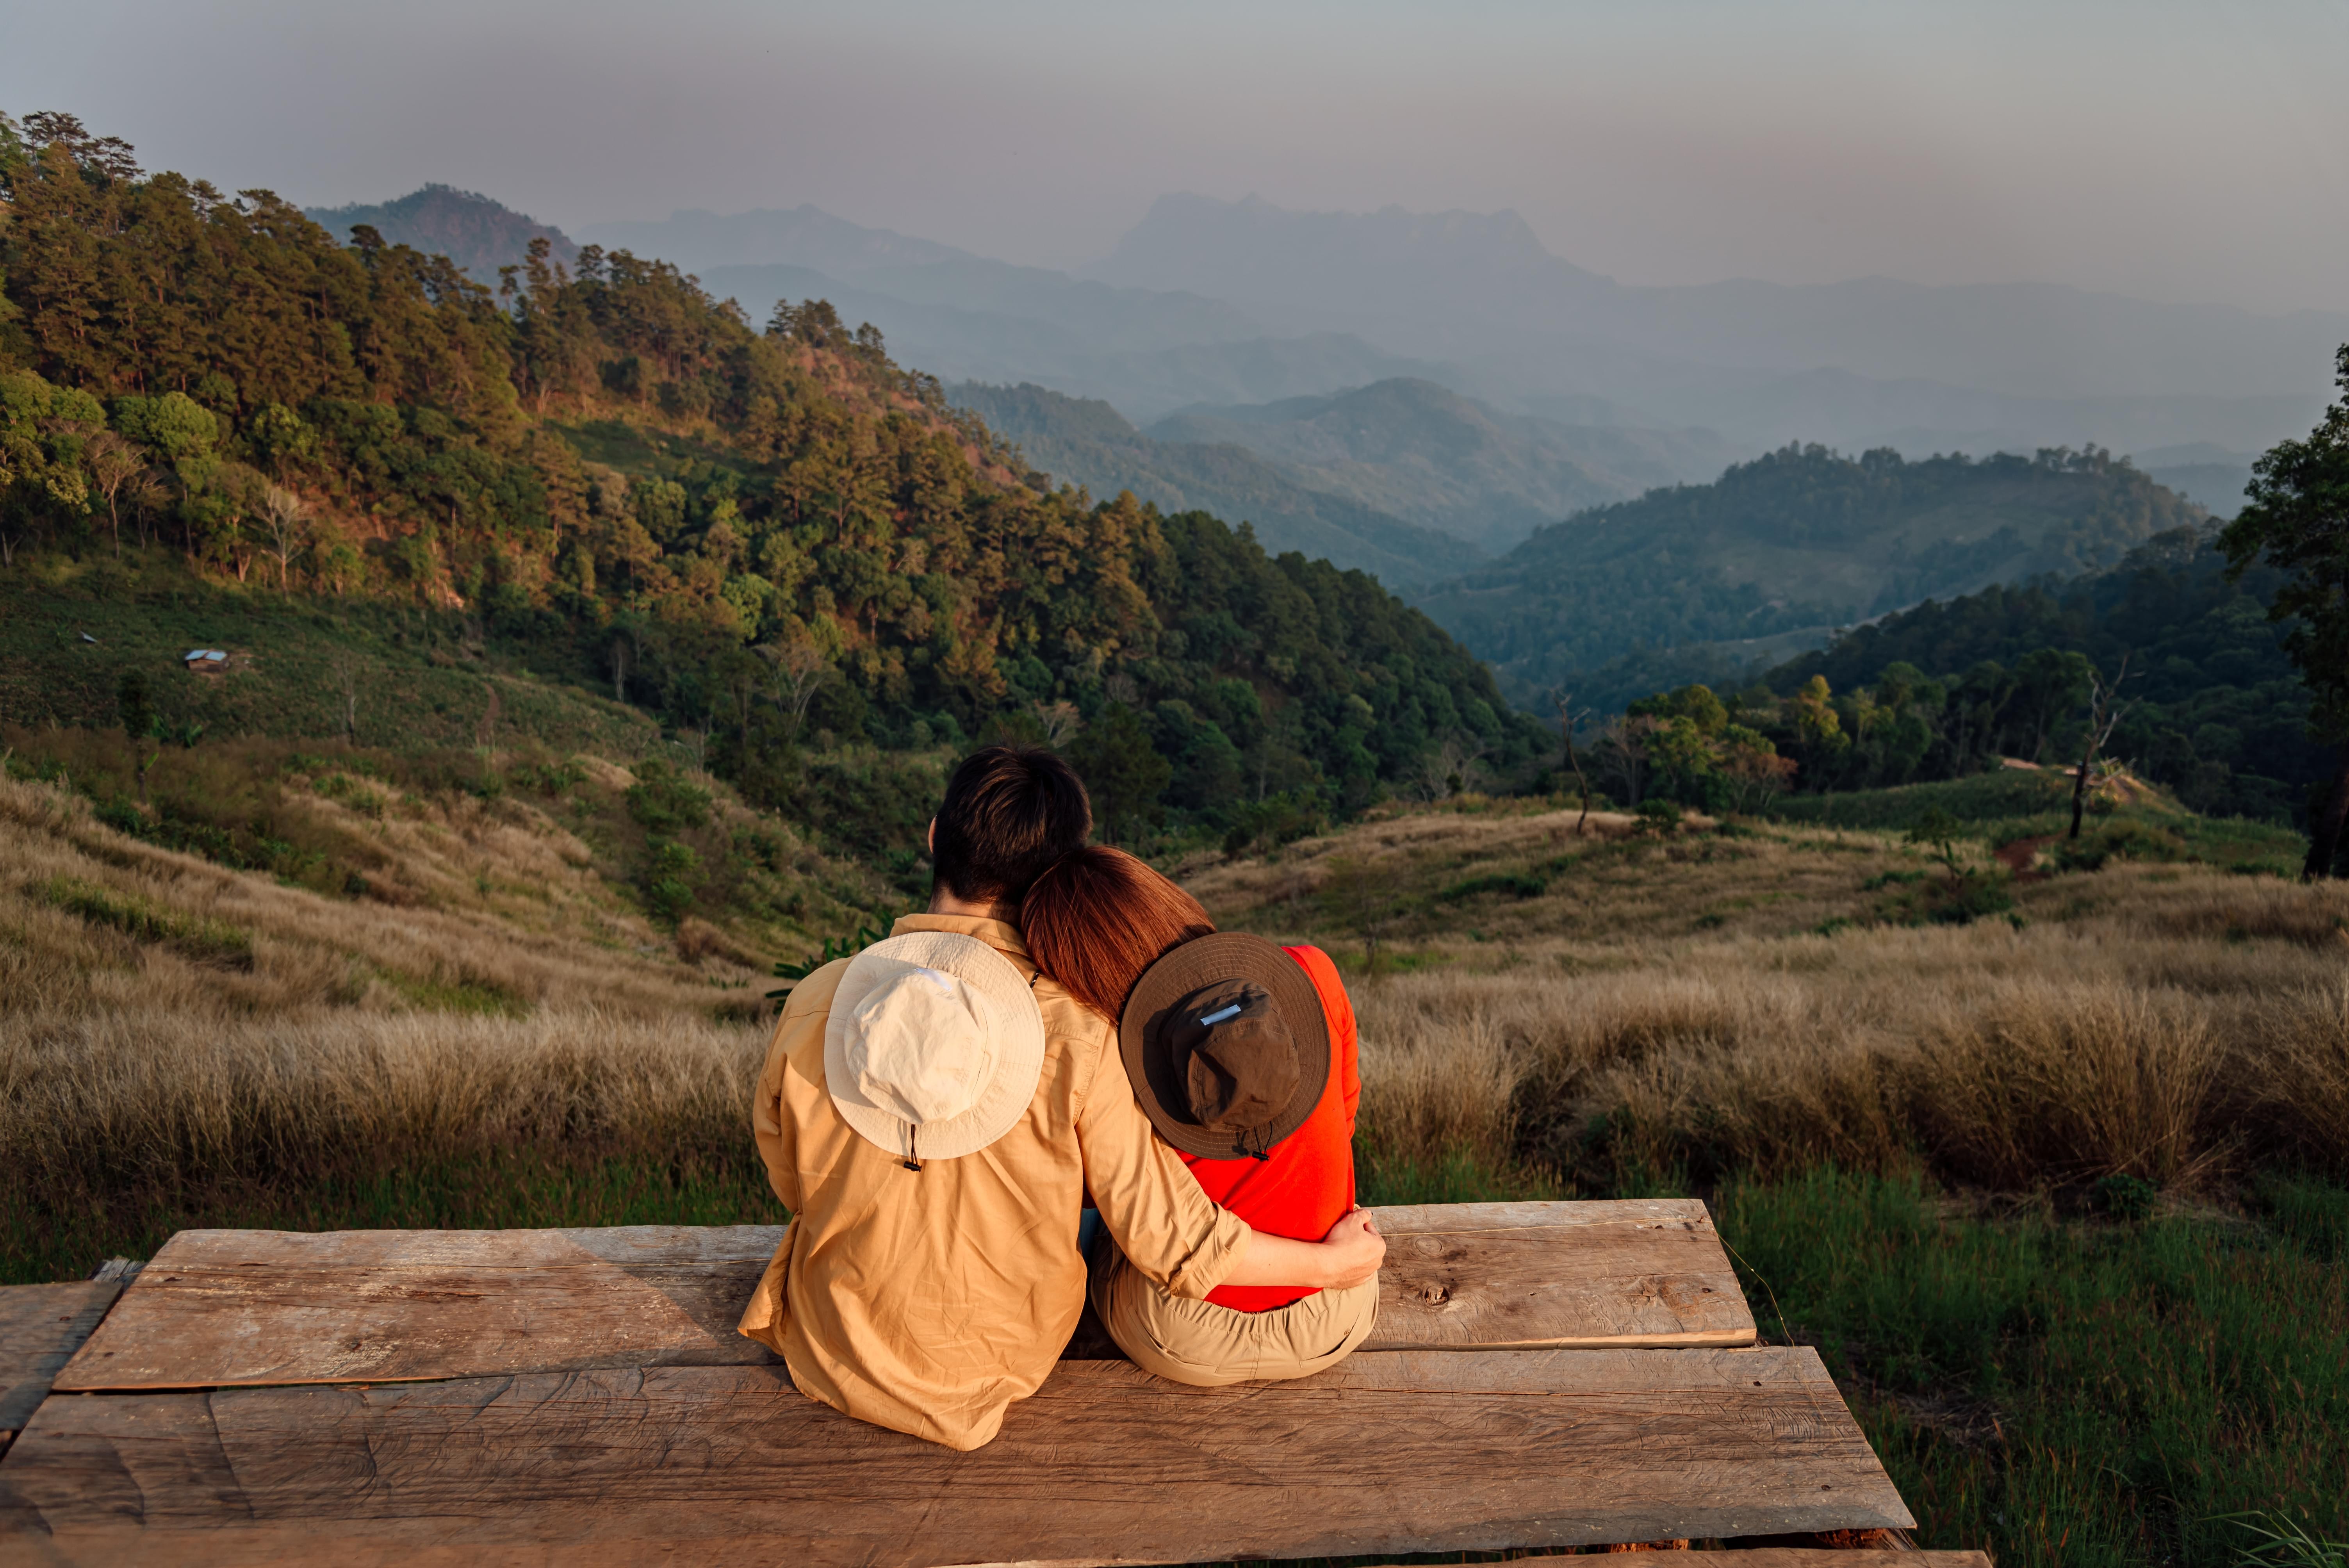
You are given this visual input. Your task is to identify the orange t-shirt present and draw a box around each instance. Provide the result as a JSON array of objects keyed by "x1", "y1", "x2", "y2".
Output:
[{"x1": 1178, "y1": 944, "x2": 1360, "y2": 1312}]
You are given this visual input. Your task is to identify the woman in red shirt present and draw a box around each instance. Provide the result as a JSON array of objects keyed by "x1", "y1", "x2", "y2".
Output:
[{"x1": 1022, "y1": 846, "x2": 1380, "y2": 1386}]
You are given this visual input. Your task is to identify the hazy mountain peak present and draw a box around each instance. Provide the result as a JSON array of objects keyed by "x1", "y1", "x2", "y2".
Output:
[
  {"x1": 1085, "y1": 192, "x2": 1610, "y2": 316},
  {"x1": 305, "y1": 185, "x2": 576, "y2": 283},
  {"x1": 575, "y1": 205, "x2": 973, "y2": 275}
]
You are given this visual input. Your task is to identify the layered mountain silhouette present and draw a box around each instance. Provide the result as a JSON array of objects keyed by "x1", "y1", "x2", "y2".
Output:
[
  {"x1": 948, "y1": 381, "x2": 1470, "y2": 586},
  {"x1": 583, "y1": 193, "x2": 2335, "y2": 461},
  {"x1": 1144, "y1": 379, "x2": 1731, "y2": 552},
  {"x1": 1087, "y1": 193, "x2": 2346, "y2": 405}
]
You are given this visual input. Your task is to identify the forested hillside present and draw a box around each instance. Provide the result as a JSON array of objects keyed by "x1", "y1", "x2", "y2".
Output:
[
  {"x1": 1757, "y1": 530, "x2": 2315, "y2": 822},
  {"x1": 0, "y1": 111, "x2": 1543, "y2": 908},
  {"x1": 1579, "y1": 529, "x2": 2321, "y2": 836},
  {"x1": 1420, "y1": 442, "x2": 2209, "y2": 706}
]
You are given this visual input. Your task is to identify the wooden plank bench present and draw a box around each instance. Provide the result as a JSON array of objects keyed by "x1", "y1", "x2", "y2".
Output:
[
  {"x1": 0, "y1": 1279, "x2": 123, "y2": 1458},
  {"x1": 52, "y1": 1200, "x2": 1754, "y2": 1391},
  {"x1": 0, "y1": 1349, "x2": 1911, "y2": 1564},
  {"x1": 0, "y1": 1200, "x2": 1955, "y2": 1561}
]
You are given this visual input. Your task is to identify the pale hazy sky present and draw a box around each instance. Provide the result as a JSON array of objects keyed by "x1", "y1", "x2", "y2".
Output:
[{"x1": 7, "y1": 0, "x2": 2347, "y2": 314}]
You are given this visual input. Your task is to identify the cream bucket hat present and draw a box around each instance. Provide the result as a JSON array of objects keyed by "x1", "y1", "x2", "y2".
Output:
[{"x1": 825, "y1": 931, "x2": 1046, "y2": 1165}]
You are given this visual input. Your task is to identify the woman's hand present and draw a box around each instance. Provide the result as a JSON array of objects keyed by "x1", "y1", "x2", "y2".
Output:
[{"x1": 1317, "y1": 1207, "x2": 1385, "y2": 1288}]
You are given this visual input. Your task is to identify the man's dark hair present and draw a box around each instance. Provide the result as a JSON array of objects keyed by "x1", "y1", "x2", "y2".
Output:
[{"x1": 932, "y1": 745, "x2": 1092, "y2": 907}]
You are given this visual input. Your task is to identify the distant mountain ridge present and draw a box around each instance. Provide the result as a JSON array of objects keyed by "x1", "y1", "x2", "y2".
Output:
[
  {"x1": 306, "y1": 185, "x2": 577, "y2": 283},
  {"x1": 1088, "y1": 192, "x2": 2348, "y2": 405},
  {"x1": 949, "y1": 381, "x2": 1470, "y2": 587},
  {"x1": 579, "y1": 205, "x2": 1429, "y2": 422},
  {"x1": 577, "y1": 205, "x2": 971, "y2": 273},
  {"x1": 1144, "y1": 378, "x2": 1732, "y2": 552}
]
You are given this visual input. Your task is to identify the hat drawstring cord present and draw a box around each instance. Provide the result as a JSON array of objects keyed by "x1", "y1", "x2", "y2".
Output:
[{"x1": 903, "y1": 1123, "x2": 923, "y2": 1173}]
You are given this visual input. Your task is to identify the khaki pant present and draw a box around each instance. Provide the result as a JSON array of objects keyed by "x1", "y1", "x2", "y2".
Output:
[{"x1": 1089, "y1": 1242, "x2": 1380, "y2": 1387}]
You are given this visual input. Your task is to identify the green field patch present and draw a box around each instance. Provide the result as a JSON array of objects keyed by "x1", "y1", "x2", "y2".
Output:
[
  {"x1": 34, "y1": 875, "x2": 253, "y2": 966},
  {"x1": 372, "y1": 967, "x2": 529, "y2": 1017},
  {"x1": 1718, "y1": 1167, "x2": 2349, "y2": 1563},
  {"x1": 1437, "y1": 870, "x2": 1550, "y2": 902},
  {"x1": 1768, "y1": 769, "x2": 2076, "y2": 829}
]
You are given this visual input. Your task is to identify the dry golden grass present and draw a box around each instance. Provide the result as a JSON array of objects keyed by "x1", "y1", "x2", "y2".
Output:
[
  {"x1": 1187, "y1": 802, "x2": 2349, "y2": 1193},
  {"x1": 0, "y1": 772, "x2": 771, "y2": 1212},
  {"x1": 9, "y1": 779, "x2": 2348, "y2": 1256},
  {"x1": 0, "y1": 770, "x2": 774, "y2": 1017}
]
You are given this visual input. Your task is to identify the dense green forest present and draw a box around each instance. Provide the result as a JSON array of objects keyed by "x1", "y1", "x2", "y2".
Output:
[
  {"x1": 0, "y1": 110, "x2": 1544, "y2": 893},
  {"x1": 1422, "y1": 442, "x2": 2210, "y2": 708},
  {"x1": 1592, "y1": 528, "x2": 2324, "y2": 832}
]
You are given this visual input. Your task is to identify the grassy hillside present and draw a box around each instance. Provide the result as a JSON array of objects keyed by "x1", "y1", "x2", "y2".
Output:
[
  {"x1": 949, "y1": 380, "x2": 1470, "y2": 586},
  {"x1": 1421, "y1": 443, "x2": 2209, "y2": 706},
  {"x1": 1146, "y1": 377, "x2": 1732, "y2": 552},
  {"x1": 2, "y1": 554, "x2": 657, "y2": 756}
]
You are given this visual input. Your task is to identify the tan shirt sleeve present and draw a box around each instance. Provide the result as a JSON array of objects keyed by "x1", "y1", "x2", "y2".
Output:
[
  {"x1": 750, "y1": 960, "x2": 851, "y2": 1217},
  {"x1": 1072, "y1": 1019, "x2": 1252, "y2": 1300}
]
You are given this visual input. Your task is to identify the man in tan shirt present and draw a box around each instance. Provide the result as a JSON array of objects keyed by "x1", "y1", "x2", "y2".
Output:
[{"x1": 738, "y1": 746, "x2": 1384, "y2": 1450}]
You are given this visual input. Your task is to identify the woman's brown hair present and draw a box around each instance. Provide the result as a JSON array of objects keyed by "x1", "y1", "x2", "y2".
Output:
[{"x1": 1022, "y1": 846, "x2": 1215, "y2": 1020}]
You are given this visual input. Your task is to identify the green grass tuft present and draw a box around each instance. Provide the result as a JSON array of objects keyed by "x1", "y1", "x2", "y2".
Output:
[{"x1": 34, "y1": 874, "x2": 253, "y2": 965}]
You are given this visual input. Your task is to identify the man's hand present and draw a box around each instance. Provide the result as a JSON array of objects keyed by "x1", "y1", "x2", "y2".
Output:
[
  {"x1": 1317, "y1": 1207, "x2": 1385, "y2": 1288},
  {"x1": 1216, "y1": 1208, "x2": 1388, "y2": 1291}
]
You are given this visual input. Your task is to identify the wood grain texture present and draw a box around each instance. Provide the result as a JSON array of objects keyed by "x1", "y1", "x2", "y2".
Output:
[
  {"x1": 1370, "y1": 1199, "x2": 1755, "y2": 1350},
  {"x1": 0, "y1": 1347, "x2": 1910, "y2": 1565},
  {"x1": 0, "y1": 1282, "x2": 121, "y2": 1436},
  {"x1": 1362, "y1": 1556, "x2": 1984, "y2": 1567},
  {"x1": 53, "y1": 1225, "x2": 788, "y2": 1391},
  {"x1": 57, "y1": 1201, "x2": 1755, "y2": 1391}
]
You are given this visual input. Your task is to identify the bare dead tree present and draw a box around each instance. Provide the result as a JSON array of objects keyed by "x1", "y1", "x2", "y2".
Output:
[
  {"x1": 87, "y1": 433, "x2": 144, "y2": 558},
  {"x1": 1418, "y1": 731, "x2": 1492, "y2": 802},
  {"x1": 1032, "y1": 699, "x2": 1082, "y2": 747},
  {"x1": 1597, "y1": 714, "x2": 1660, "y2": 808},
  {"x1": 327, "y1": 650, "x2": 364, "y2": 743},
  {"x1": 1550, "y1": 688, "x2": 1594, "y2": 835},
  {"x1": 477, "y1": 680, "x2": 503, "y2": 753},
  {"x1": 610, "y1": 634, "x2": 633, "y2": 705},
  {"x1": 2069, "y1": 651, "x2": 2135, "y2": 841},
  {"x1": 756, "y1": 640, "x2": 835, "y2": 740},
  {"x1": 260, "y1": 484, "x2": 308, "y2": 593}
]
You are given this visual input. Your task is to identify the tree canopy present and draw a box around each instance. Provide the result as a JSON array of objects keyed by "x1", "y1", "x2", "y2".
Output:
[{"x1": 2219, "y1": 344, "x2": 2349, "y2": 874}]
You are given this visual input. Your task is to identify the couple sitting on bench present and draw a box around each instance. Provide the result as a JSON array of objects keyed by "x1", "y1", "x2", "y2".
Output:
[{"x1": 737, "y1": 745, "x2": 1387, "y2": 1449}]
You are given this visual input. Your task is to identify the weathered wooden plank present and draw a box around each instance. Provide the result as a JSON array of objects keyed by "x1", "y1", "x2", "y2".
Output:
[
  {"x1": 1362, "y1": 1556, "x2": 1984, "y2": 1566},
  {"x1": 0, "y1": 1282, "x2": 122, "y2": 1443},
  {"x1": 1367, "y1": 1199, "x2": 1754, "y2": 1350},
  {"x1": 56, "y1": 1201, "x2": 1755, "y2": 1392},
  {"x1": 1711, "y1": 1556, "x2": 1989, "y2": 1565},
  {"x1": 0, "y1": 1347, "x2": 1910, "y2": 1565},
  {"x1": 53, "y1": 1224, "x2": 789, "y2": 1392}
]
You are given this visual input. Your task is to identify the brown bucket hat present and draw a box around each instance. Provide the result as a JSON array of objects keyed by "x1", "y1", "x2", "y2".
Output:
[{"x1": 1117, "y1": 932, "x2": 1331, "y2": 1160}]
